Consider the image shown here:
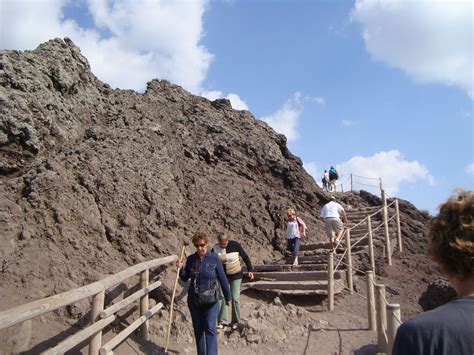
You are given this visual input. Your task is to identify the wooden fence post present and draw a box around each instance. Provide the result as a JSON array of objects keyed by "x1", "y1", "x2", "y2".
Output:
[
  {"x1": 381, "y1": 190, "x2": 392, "y2": 266},
  {"x1": 345, "y1": 230, "x2": 353, "y2": 294},
  {"x1": 327, "y1": 252, "x2": 334, "y2": 311},
  {"x1": 367, "y1": 215, "x2": 375, "y2": 274},
  {"x1": 350, "y1": 173, "x2": 353, "y2": 191},
  {"x1": 89, "y1": 289, "x2": 105, "y2": 355},
  {"x1": 366, "y1": 271, "x2": 376, "y2": 331},
  {"x1": 140, "y1": 269, "x2": 150, "y2": 341},
  {"x1": 375, "y1": 284, "x2": 388, "y2": 353},
  {"x1": 395, "y1": 199, "x2": 402, "y2": 253},
  {"x1": 387, "y1": 303, "x2": 401, "y2": 355}
]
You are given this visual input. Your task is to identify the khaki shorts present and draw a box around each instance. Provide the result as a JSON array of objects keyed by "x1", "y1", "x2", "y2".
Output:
[{"x1": 324, "y1": 218, "x2": 343, "y2": 238}]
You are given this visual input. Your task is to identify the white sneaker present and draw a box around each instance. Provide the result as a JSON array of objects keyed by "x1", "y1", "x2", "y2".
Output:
[{"x1": 293, "y1": 257, "x2": 299, "y2": 266}]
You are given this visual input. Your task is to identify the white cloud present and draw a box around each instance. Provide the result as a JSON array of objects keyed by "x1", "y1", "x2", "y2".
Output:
[
  {"x1": 457, "y1": 110, "x2": 473, "y2": 119},
  {"x1": 315, "y1": 97, "x2": 326, "y2": 105},
  {"x1": 0, "y1": 0, "x2": 211, "y2": 93},
  {"x1": 201, "y1": 90, "x2": 249, "y2": 110},
  {"x1": 305, "y1": 96, "x2": 326, "y2": 105},
  {"x1": 466, "y1": 163, "x2": 474, "y2": 175},
  {"x1": 260, "y1": 92, "x2": 303, "y2": 141},
  {"x1": 342, "y1": 119, "x2": 357, "y2": 127},
  {"x1": 201, "y1": 90, "x2": 222, "y2": 101},
  {"x1": 226, "y1": 93, "x2": 249, "y2": 110},
  {"x1": 352, "y1": 0, "x2": 474, "y2": 99},
  {"x1": 337, "y1": 150, "x2": 434, "y2": 196}
]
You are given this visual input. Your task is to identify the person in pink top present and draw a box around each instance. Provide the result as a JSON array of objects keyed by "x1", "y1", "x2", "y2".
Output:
[{"x1": 285, "y1": 208, "x2": 307, "y2": 266}]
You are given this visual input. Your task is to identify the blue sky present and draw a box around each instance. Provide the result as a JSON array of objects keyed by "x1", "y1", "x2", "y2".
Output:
[{"x1": 1, "y1": 0, "x2": 472, "y2": 213}]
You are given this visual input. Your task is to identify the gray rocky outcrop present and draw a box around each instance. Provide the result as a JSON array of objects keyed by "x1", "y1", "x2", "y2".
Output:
[
  {"x1": 419, "y1": 278, "x2": 457, "y2": 311},
  {"x1": 0, "y1": 39, "x2": 434, "y2": 350},
  {"x1": 1, "y1": 38, "x2": 333, "y2": 302}
]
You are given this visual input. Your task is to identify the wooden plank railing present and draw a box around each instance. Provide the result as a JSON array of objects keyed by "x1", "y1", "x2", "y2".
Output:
[
  {"x1": 0, "y1": 254, "x2": 177, "y2": 354},
  {"x1": 325, "y1": 194, "x2": 403, "y2": 354}
]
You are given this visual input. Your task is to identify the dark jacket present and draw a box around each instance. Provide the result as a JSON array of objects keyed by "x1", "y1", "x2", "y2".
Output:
[
  {"x1": 179, "y1": 251, "x2": 232, "y2": 302},
  {"x1": 212, "y1": 240, "x2": 253, "y2": 281}
]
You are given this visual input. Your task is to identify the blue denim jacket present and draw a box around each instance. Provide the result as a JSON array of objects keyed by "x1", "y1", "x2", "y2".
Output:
[{"x1": 180, "y1": 251, "x2": 232, "y2": 302}]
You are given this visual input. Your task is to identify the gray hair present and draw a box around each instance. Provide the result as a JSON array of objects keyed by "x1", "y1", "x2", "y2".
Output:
[{"x1": 217, "y1": 233, "x2": 229, "y2": 242}]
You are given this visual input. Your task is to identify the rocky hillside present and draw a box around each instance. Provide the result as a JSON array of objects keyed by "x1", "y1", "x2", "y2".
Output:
[{"x1": 0, "y1": 38, "x2": 432, "y2": 313}]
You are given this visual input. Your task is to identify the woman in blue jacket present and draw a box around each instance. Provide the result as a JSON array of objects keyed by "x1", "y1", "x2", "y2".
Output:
[{"x1": 177, "y1": 231, "x2": 232, "y2": 355}]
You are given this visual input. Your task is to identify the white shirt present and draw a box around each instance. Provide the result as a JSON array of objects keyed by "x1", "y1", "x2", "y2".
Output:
[
  {"x1": 320, "y1": 201, "x2": 344, "y2": 219},
  {"x1": 286, "y1": 221, "x2": 301, "y2": 239}
]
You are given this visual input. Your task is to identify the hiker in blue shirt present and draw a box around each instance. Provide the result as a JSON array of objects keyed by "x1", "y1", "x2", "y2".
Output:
[
  {"x1": 328, "y1": 166, "x2": 339, "y2": 192},
  {"x1": 177, "y1": 231, "x2": 232, "y2": 355}
]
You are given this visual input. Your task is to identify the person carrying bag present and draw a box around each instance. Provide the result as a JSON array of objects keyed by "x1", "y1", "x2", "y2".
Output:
[{"x1": 177, "y1": 231, "x2": 231, "y2": 355}]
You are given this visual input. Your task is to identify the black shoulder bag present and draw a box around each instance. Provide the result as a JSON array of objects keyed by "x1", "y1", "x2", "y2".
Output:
[{"x1": 193, "y1": 276, "x2": 220, "y2": 307}]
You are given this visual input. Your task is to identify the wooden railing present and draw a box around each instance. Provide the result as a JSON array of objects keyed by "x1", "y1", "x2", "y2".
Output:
[
  {"x1": 326, "y1": 192, "x2": 403, "y2": 353},
  {"x1": 0, "y1": 255, "x2": 177, "y2": 354}
]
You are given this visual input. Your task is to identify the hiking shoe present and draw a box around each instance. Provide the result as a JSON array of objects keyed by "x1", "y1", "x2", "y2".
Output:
[
  {"x1": 231, "y1": 323, "x2": 239, "y2": 330},
  {"x1": 217, "y1": 323, "x2": 224, "y2": 329}
]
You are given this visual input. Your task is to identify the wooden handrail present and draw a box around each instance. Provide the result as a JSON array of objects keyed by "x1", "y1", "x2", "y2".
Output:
[
  {"x1": 99, "y1": 303, "x2": 164, "y2": 354},
  {"x1": 0, "y1": 255, "x2": 177, "y2": 331},
  {"x1": 100, "y1": 281, "x2": 162, "y2": 319},
  {"x1": 41, "y1": 315, "x2": 116, "y2": 355}
]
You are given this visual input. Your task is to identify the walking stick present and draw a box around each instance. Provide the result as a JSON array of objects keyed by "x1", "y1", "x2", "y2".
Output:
[{"x1": 165, "y1": 244, "x2": 186, "y2": 352}]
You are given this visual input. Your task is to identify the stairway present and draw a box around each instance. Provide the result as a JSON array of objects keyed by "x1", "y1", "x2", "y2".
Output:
[
  {"x1": 243, "y1": 204, "x2": 398, "y2": 297},
  {"x1": 243, "y1": 239, "x2": 346, "y2": 296}
]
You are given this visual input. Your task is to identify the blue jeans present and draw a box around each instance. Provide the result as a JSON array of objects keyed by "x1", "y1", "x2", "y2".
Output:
[
  {"x1": 188, "y1": 295, "x2": 219, "y2": 355},
  {"x1": 286, "y1": 237, "x2": 301, "y2": 256}
]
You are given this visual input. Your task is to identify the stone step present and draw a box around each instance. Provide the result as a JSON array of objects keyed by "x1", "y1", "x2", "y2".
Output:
[
  {"x1": 346, "y1": 211, "x2": 382, "y2": 219},
  {"x1": 253, "y1": 264, "x2": 329, "y2": 272},
  {"x1": 241, "y1": 286, "x2": 344, "y2": 296},
  {"x1": 285, "y1": 254, "x2": 327, "y2": 264},
  {"x1": 300, "y1": 242, "x2": 332, "y2": 251},
  {"x1": 348, "y1": 220, "x2": 385, "y2": 230},
  {"x1": 243, "y1": 280, "x2": 335, "y2": 291},
  {"x1": 252, "y1": 270, "x2": 345, "y2": 282}
]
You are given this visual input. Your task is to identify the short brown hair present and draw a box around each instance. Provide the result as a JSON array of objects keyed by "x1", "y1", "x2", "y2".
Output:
[
  {"x1": 428, "y1": 190, "x2": 473, "y2": 278},
  {"x1": 192, "y1": 230, "x2": 209, "y2": 245}
]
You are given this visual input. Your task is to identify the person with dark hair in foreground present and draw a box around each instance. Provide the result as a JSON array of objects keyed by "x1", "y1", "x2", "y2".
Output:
[{"x1": 392, "y1": 190, "x2": 474, "y2": 355}]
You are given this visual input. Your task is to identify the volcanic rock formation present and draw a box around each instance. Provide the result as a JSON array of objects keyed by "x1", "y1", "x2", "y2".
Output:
[{"x1": 0, "y1": 38, "x2": 438, "y2": 353}]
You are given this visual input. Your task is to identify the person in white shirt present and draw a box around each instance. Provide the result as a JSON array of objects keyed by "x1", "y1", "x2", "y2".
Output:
[
  {"x1": 320, "y1": 196, "x2": 347, "y2": 247},
  {"x1": 321, "y1": 170, "x2": 329, "y2": 192},
  {"x1": 285, "y1": 208, "x2": 307, "y2": 266}
]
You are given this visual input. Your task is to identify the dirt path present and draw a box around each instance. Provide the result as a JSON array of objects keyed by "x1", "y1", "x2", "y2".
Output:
[{"x1": 111, "y1": 277, "x2": 380, "y2": 355}]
